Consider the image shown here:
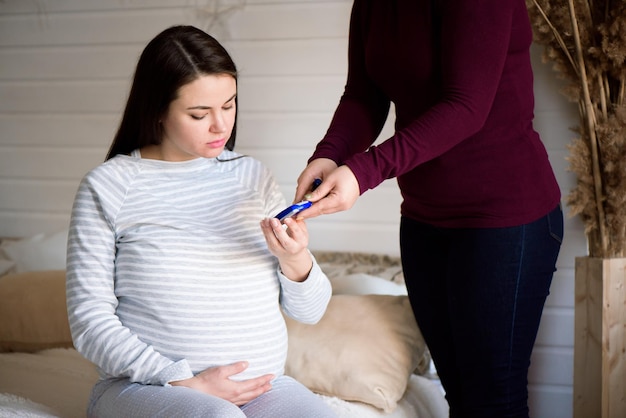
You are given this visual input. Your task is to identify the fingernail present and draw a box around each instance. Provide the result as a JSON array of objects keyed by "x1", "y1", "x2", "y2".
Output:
[{"x1": 304, "y1": 194, "x2": 312, "y2": 200}]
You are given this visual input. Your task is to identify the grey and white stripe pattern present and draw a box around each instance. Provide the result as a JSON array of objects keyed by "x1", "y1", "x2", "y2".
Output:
[{"x1": 66, "y1": 150, "x2": 331, "y2": 386}]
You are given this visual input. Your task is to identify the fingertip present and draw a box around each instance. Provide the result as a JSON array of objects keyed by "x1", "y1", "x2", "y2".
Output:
[{"x1": 294, "y1": 211, "x2": 309, "y2": 221}]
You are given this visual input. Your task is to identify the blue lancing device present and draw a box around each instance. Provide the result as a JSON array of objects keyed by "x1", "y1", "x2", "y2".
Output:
[{"x1": 274, "y1": 178, "x2": 322, "y2": 221}]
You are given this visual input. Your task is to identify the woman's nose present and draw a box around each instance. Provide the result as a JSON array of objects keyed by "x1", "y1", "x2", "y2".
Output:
[{"x1": 210, "y1": 112, "x2": 227, "y2": 133}]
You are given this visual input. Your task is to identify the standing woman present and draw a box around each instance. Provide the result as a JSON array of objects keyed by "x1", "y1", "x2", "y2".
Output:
[
  {"x1": 66, "y1": 25, "x2": 336, "y2": 418},
  {"x1": 295, "y1": 1, "x2": 563, "y2": 417}
]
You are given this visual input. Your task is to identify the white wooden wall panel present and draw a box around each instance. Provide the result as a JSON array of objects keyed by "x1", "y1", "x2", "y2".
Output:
[
  {"x1": 0, "y1": 114, "x2": 118, "y2": 146},
  {"x1": 0, "y1": 1, "x2": 586, "y2": 417},
  {"x1": 0, "y1": 81, "x2": 127, "y2": 113},
  {"x1": 0, "y1": 46, "x2": 142, "y2": 80},
  {"x1": 546, "y1": 271, "x2": 575, "y2": 307},
  {"x1": 0, "y1": 39, "x2": 347, "y2": 79},
  {"x1": 0, "y1": 180, "x2": 75, "y2": 211},
  {"x1": 529, "y1": 386, "x2": 573, "y2": 418},
  {"x1": 228, "y1": 4, "x2": 350, "y2": 39},
  {"x1": 0, "y1": 0, "x2": 186, "y2": 13},
  {"x1": 530, "y1": 347, "x2": 574, "y2": 386},
  {"x1": 236, "y1": 113, "x2": 336, "y2": 149},
  {"x1": 0, "y1": 148, "x2": 103, "y2": 179},
  {"x1": 226, "y1": 39, "x2": 348, "y2": 76},
  {"x1": 536, "y1": 308, "x2": 574, "y2": 346},
  {"x1": 0, "y1": 3, "x2": 350, "y2": 46}
]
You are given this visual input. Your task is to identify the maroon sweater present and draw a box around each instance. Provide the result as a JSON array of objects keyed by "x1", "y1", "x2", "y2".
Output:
[{"x1": 310, "y1": 0, "x2": 561, "y2": 228}]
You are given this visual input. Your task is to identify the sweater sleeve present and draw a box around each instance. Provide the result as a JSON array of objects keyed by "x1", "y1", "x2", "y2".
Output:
[
  {"x1": 278, "y1": 255, "x2": 332, "y2": 325},
  {"x1": 66, "y1": 165, "x2": 193, "y2": 385},
  {"x1": 309, "y1": 0, "x2": 391, "y2": 165},
  {"x1": 312, "y1": 0, "x2": 518, "y2": 194}
]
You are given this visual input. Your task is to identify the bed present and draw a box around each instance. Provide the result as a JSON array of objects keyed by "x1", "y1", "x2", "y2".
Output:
[{"x1": 0, "y1": 231, "x2": 449, "y2": 418}]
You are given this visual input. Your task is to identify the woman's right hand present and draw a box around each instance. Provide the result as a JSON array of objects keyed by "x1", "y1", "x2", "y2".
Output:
[
  {"x1": 293, "y1": 158, "x2": 338, "y2": 203},
  {"x1": 170, "y1": 361, "x2": 274, "y2": 405},
  {"x1": 294, "y1": 159, "x2": 360, "y2": 220}
]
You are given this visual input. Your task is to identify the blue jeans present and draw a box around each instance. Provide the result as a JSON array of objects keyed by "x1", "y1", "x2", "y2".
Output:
[{"x1": 400, "y1": 204, "x2": 563, "y2": 418}]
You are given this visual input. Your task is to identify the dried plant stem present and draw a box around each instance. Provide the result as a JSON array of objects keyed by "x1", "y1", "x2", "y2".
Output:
[
  {"x1": 527, "y1": 0, "x2": 626, "y2": 257},
  {"x1": 599, "y1": 74, "x2": 608, "y2": 119},
  {"x1": 530, "y1": 0, "x2": 579, "y2": 75},
  {"x1": 568, "y1": 0, "x2": 608, "y2": 255}
]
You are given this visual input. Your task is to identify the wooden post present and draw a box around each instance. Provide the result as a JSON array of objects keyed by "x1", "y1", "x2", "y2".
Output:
[{"x1": 574, "y1": 257, "x2": 626, "y2": 418}]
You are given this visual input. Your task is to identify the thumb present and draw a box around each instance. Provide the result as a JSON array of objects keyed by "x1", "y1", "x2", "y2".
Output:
[
  {"x1": 304, "y1": 183, "x2": 328, "y2": 202},
  {"x1": 295, "y1": 177, "x2": 322, "y2": 203}
]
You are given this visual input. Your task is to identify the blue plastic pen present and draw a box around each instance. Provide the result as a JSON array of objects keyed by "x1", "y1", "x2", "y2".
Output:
[{"x1": 273, "y1": 179, "x2": 323, "y2": 221}]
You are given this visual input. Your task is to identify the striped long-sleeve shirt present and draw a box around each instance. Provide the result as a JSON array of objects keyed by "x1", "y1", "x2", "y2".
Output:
[{"x1": 66, "y1": 149, "x2": 332, "y2": 386}]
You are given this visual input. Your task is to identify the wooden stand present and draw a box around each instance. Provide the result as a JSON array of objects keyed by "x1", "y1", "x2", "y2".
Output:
[{"x1": 574, "y1": 257, "x2": 626, "y2": 418}]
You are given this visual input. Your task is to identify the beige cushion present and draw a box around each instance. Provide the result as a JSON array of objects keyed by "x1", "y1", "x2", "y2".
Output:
[
  {"x1": 283, "y1": 294, "x2": 429, "y2": 413},
  {"x1": 0, "y1": 270, "x2": 73, "y2": 352}
]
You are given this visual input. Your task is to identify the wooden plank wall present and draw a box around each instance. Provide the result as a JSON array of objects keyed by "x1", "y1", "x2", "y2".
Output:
[{"x1": 0, "y1": 1, "x2": 586, "y2": 416}]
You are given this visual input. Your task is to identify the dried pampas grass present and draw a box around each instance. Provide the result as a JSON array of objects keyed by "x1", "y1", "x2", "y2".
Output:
[{"x1": 527, "y1": 0, "x2": 626, "y2": 257}]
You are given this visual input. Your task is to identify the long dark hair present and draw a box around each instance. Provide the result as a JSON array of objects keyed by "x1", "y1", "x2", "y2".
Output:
[{"x1": 105, "y1": 25, "x2": 238, "y2": 160}]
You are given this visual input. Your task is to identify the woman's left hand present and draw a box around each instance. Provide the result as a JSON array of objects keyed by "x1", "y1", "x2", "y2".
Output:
[{"x1": 260, "y1": 217, "x2": 312, "y2": 282}]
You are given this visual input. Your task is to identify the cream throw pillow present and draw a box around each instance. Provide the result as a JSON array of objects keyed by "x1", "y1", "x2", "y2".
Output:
[{"x1": 283, "y1": 294, "x2": 428, "y2": 413}]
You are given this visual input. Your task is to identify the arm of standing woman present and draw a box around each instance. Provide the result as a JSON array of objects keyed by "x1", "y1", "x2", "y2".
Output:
[{"x1": 295, "y1": 0, "x2": 520, "y2": 219}]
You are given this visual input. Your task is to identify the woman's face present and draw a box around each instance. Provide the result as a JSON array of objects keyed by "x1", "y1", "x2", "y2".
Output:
[{"x1": 159, "y1": 74, "x2": 237, "y2": 161}]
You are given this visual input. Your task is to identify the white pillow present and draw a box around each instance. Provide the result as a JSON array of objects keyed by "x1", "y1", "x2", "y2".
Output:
[
  {"x1": 331, "y1": 273, "x2": 407, "y2": 296},
  {"x1": 0, "y1": 230, "x2": 68, "y2": 273}
]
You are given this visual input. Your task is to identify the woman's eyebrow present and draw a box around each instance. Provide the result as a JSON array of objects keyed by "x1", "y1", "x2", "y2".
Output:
[{"x1": 186, "y1": 94, "x2": 237, "y2": 110}]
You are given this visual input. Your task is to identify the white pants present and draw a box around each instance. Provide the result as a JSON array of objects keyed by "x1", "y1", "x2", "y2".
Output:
[{"x1": 88, "y1": 375, "x2": 337, "y2": 418}]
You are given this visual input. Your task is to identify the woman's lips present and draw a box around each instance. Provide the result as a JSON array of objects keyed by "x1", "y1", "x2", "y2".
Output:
[{"x1": 207, "y1": 138, "x2": 226, "y2": 148}]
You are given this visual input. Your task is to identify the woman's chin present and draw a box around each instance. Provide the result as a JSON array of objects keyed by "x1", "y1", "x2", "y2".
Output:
[{"x1": 203, "y1": 147, "x2": 226, "y2": 159}]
